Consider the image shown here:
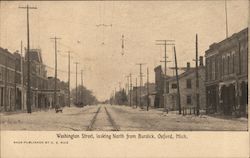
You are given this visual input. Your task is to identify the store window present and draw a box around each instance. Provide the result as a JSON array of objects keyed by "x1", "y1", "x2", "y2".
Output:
[{"x1": 187, "y1": 95, "x2": 192, "y2": 104}]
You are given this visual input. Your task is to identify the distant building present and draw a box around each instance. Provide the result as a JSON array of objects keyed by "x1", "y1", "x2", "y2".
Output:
[
  {"x1": 140, "y1": 82, "x2": 156, "y2": 108},
  {"x1": 166, "y1": 60, "x2": 206, "y2": 111},
  {"x1": 154, "y1": 65, "x2": 170, "y2": 108},
  {"x1": 46, "y1": 77, "x2": 68, "y2": 108},
  {"x1": 132, "y1": 82, "x2": 156, "y2": 108},
  {"x1": 205, "y1": 28, "x2": 248, "y2": 116}
]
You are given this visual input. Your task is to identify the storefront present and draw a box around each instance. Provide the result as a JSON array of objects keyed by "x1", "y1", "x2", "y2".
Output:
[{"x1": 206, "y1": 84, "x2": 219, "y2": 113}]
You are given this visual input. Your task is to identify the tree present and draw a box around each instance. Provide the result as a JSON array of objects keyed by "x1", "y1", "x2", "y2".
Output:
[
  {"x1": 112, "y1": 89, "x2": 127, "y2": 105},
  {"x1": 71, "y1": 85, "x2": 98, "y2": 107}
]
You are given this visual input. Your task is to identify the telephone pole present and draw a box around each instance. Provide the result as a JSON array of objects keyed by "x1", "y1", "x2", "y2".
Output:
[
  {"x1": 136, "y1": 63, "x2": 146, "y2": 109},
  {"x1": 129, "y1": 73, "x2": 132, "y2": 107},
  {"x1": 146, "y1": 67, "x2": 150, "y2": 111},
  {"x1": 50, "y1": 36, "x2": 61, "y2": 110},
  {"x1": 81, "y1": 69, "x2": 83, "y2": 105},
  {"x1": 67, "y1": 51, "x2": 71, "y2": 107},
  {"x1": 19, "y1": 5, "x2": 37, "y2": 113},
  {"x1": 173, "y1": 46, "x2": 181, "y2": 114},
  {"x1": 74, "y1": 62, "x2": 79, "y2": 105},
  {"x1": 126, "y1": 75, "x2": 130, "y2": 105},
  {"x1": 156, "y1": 40, "x2": 174, "y2": 112},
  {"x1": 135, "y1": 77, "x2": 138, "y2": 108},
  {"x1": 195, "y1": 34, "x2": 200, "y2": 115},
  {"x1": 20, "y1": 41, "x2": 24, "y2": 110},
  {"x1": 225, "y1": 0, "x2": 229, "y2": 38},
  {"x1": 114, "y1": 88, "x2": 116, "y2": 104},
  {"x1": 119, "y1": 82, "x2": 122, "y2": 91}
]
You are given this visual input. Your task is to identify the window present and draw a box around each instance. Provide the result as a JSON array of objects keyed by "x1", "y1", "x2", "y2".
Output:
[
  {"x1": 171, "y1": 83, "x2": 177, "y2": 89},
  {"x1": 212, "y1": 59, "x2": 215, "y2": 80},
  {"x1": 186, "y1": 79, "x2": 192, "y2": 89},
  {"x1": 187, "y1": 95, "x2": 192, "y2": 104},
  {"x1": 205, "y1": 59, "x2": 209, "y2": 81},
  {"x1": 227, "y1": 55, "x2": 230, "y2": 75},
  {"x1": 232, "y1": 52, "x2": 235, "y2": 74},
  {"x1": 222, "y1": 56, "x2": 225, "y2": 76},
  {"x1": 0, "y1": 67, "x2": 2, "y2": 81},
  {"x1": 0, "y1": 87, "x2": 3, "y2": 107}
]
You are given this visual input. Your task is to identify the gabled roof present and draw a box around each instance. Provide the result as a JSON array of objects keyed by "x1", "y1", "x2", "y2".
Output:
[{"x1": 167, "y1": 66, "x2": 204, "y2": 82}]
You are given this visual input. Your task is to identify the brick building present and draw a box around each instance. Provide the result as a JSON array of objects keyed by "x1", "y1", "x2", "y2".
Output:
[
  {"x1": 0, "y1": 48, "x2": 23, "y2": 111},
  {"x1": 205, "y1": 28, "x2": 248, "y2": 116},
  {"x1": 166, "y1": 60, "x2": 206, "y2": 111},
  {"x1": 24, "y1": 49, "x2": 49, "y2": 109}
]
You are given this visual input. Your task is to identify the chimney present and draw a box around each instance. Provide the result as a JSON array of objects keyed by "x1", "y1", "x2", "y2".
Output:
[
  {"x1": 187, "y1": 62, "x2": 190, "y2": 70},
  {"x1": 199, "y1": 56, "x2": 204, "y2": 66}
]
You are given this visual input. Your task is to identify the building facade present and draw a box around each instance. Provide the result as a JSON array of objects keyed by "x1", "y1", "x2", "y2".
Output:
[
  {"x1": 47, "y1": 77, "x2": 68, "y2": 108},
  {"x1": 154, "y1": 65, "x2": 175, "y2": 108},
  {"x1": 0, "y1": 48, "x2": 23, "y2": 112},
  {"x1": 205, "y1": 28, "x2": 248, "y2": 116},
  {"x1": 132, "y1": 83, "x2": 156, "y2": 108},
  {"x1": 166, "y1": 60, "x2": 206, "y2": 111},
  {"x1": 154, "y1": 65, "x2": 167, "y2": 108},
  {"x1": 24, "y1": 49, "x2": 49, "y2": 109}
]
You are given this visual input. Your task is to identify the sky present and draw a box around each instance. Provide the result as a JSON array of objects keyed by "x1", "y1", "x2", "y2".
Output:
[{"x1": 0, "y1": 0, "x2": 249, "y2": 101}]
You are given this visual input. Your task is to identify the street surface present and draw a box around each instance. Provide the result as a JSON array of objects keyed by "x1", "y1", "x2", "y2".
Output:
[{"x1": 0, "y1": 104, "x2": 248, "y2": 131}]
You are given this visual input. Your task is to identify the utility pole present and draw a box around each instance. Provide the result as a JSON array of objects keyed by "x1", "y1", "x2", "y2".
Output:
[
  {"x1": 136, "y1": 63, "x2": 146, "y2": 109},
  {"x1": 173, "y1": 46, "x2": 181, "y2": 114},
  {"x1": 147, "y1": 67, "x2": 150, "y2": 111},
  {"x1": 126, "y1": 75, "x2": 130, "y2": 105},
  {"x1": 119, "y1": 82, "x2": 122, "y2": 91},
  {"x1": 19, "y1": 5, "x2": 37, "y2": 113},
  {"x1": 126, "y1": 76, "x2": 129, "y2": 95},
  {"x1": 50, "y1": 36, "x2": 61, "y2": 110},
  {"x1": 14, "y1": 56, "x2": 17, "y2": 111},
  {"x1": 129, "y1": 73, "x2": 132, "y2": 107},
  {"x1": 195, "y1": 34, "x2": 200, "y2": 115},
  {"x1": 81, "y1": 69, "x2": 83, "y2": 105},
  {"x1": 20, "y1": 41, "x2": 24, "y2": 110},
  {"x1": 156, "y1": 40, "x2": 174, "y2": 112},
  {"x1": 96, "y1": 23, "x2": 112, "y2": 45},
  {"x1": 114, "y1": 88, "x2": 116, "y2": 104},
  {"x1": 135, "y1": 77, "x2": 138, "y2": 108},
  {"x1": 4, "y1": 55, "x2": 7, "y2": 111},
  {"x1": 67, "y1": 51, "x2": 71, "y2": 107},
  {"x1": 225, "y1": 0, "x2": 229, "y2": 38},
  {"x1": 74, "y1": 62, "x2": 79, "y2": 105}
]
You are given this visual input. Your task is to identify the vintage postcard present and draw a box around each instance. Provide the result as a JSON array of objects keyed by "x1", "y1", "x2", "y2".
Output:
[{"x1": 0, "y1": 0, "x2": 249, "y2": 157}]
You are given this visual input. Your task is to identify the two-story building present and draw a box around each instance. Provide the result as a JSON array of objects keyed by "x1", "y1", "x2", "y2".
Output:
[
  {"x1": 205, "y1": 28, "x2": 248, "y2": 116},
  {"x1": 166, "y1": 60, "x2": 206, "y2": 111}
]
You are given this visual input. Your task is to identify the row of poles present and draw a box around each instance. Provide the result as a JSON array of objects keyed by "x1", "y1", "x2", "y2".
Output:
[
  {"x1": 116, "y1": 35, "x2": 200, "y2": 115},
  {"x1": 19, "y1": 0, "x2": 229, "y2": 113},
  {"x1": 19, "y1": 5, "x2": 85, "y2": 113}
]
